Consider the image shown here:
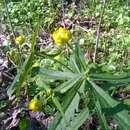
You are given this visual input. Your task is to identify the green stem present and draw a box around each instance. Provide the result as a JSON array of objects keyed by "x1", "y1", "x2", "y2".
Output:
[
  {"x1": 93, "y1": 0, "x2": 106, "y2": 63},
  {"x1": 4, "y1": 0, "x2": 22, "y2": 67},
  {"x1": 36, "y1": 52, "x2": 73, "y2": 71},
  {"x1": 67, "y1": 42, "x2": 73, "y2": 51}
]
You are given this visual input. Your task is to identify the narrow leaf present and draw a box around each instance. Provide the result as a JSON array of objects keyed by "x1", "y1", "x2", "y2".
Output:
[
  {"x1": 7, "y1": 53, "x2": 33, "y2": 97},
  {"x1": 95, "y1": 101, "x2": 109, "y2": 130},
  {"x1": 89, "y1": 80, "x2": 130, "y2": 130},
  {"x1": 7, "y1": 22, "x2": 39, "y2": 97},
  {"x1": 54, "y1": 75, "x2": 81, "y2": 93},
  {"x1": 49, "y1": 80, "x2": 84, "y2": 130},
  {"x1": 89, "y1": 72, "x2": 130, "y2": 83},
  {"x1": 70, "y1": 107, "x2": 89, "y2": 130},
  {"x1": 39, "y1": 68, "x2": 80, "y2": 80},
  {"x1": 75, "y1": 43, "x2": 87, "y2": 72},
  {"x1": 69, "y1": 56, "x2": 81, "y2": 73},
  {"x1": 52, "y1": 96, "x2": 67, "y2": 124}
]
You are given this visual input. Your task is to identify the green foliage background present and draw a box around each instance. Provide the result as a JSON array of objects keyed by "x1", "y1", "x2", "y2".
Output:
[{"x1": 1, "y1": 0, "x2": 130, "y2": 130}]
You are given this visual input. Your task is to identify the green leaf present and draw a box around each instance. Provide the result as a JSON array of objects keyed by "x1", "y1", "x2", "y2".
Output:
[
  {"x1": 31, "y1": 20, "x2": 40, "y2": 52},
  {"x1": 19, "y1": 117, "x2": 29, "y2": 130},
  {"x1": 54, "y1": 75, "x2": 82, "y2": 93},
  {"x1": 95, "y1": 101, "x2": 109, "y2": 130},
  {"x1": 89, "y1": 72, "x2": 130, "y2": 83},
  {"x1": 52, "y1": 96, "x2": 67, "y2": 124},
  {"x1": 49, "y1": 80, "x2": 84, "y2": 130},
  {"x1": 69, "y1": 56, "x2": 81, "y2": 73},
  {"x1": 69, "y1": 107, "x2": 90, "y2": 130},
  {"x1": 7, "y1": 53, "x2": 33, "y2": 97},
  {"x1": 39, "y1": 68, "x2": 80, "y2": 80},
  {"x1": 123, "y1": 99, "x2": 130, "y2": 106},
  {"x1": 74, "y1": 43, "x2": 88, "y2": 72},
  {"x1": 36, "y1": 75, "x2": 51, "y2": 91},
  {"x1": 89, "y1": 80, "x2": 130, "y2": 130},
  {"x1": 0, "y1": 100, "x2": 7, "y2": 110},
  {"x1": 7, "y1": 22, "x2": 39, "y2": 97}
]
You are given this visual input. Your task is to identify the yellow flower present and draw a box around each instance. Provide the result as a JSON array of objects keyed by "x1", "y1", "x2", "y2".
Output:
[
  {"x1": 28, "y1": 99, "x2": 42, "y2": 112},
  {"x1": 52, "y1": 27, "x2": 71, "y2": 46},
  {"x1": 15, "y1": 35, "x2": 25, "y2": 45}
]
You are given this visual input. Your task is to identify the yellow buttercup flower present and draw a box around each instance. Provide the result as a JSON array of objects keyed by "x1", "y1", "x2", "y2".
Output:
[
  {"x1": 15, "y1": 35, "x2": 25, "y2": 45},
  {"x1": 52, "y1": 27, "x2": 71, "y2": 46},
  {"x1": 28, "y1": 99, "x2": 42, "y2": 112}
]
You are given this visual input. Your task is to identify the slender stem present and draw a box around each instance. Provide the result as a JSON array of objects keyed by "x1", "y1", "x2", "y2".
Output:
[
  {"x1": 37, "y1": 52, "x2": 73, "y2": 71},
  {"x1": 61, "y1": 0, "x2": 65, "y2": 27},
  {"x1": 61, "y1": 0, "x2": 65, "y2": 20},
  {"x1": 67, "y1": 42, "x2": 73, "y2": 50},
  {"x1": 4, "y1": 0, "x2": 22, "y2": 66},
  {"x1": 93, "y1": 0, "x2": 106, "y2": 63},
  {"x1": 4, "y1": 0, "x2": 15, "y2": 39}
]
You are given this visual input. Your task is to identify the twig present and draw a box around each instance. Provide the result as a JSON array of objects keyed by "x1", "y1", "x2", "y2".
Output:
[
  {"x1": 93, "y1": 0, "x2": 106, "y2": 63},
  {"x1": 61, "y1": 0, "x2": 65, "y2": 27},
  {"x1": 2, "y1": 72, "x2": 14, "y2": 80}
]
